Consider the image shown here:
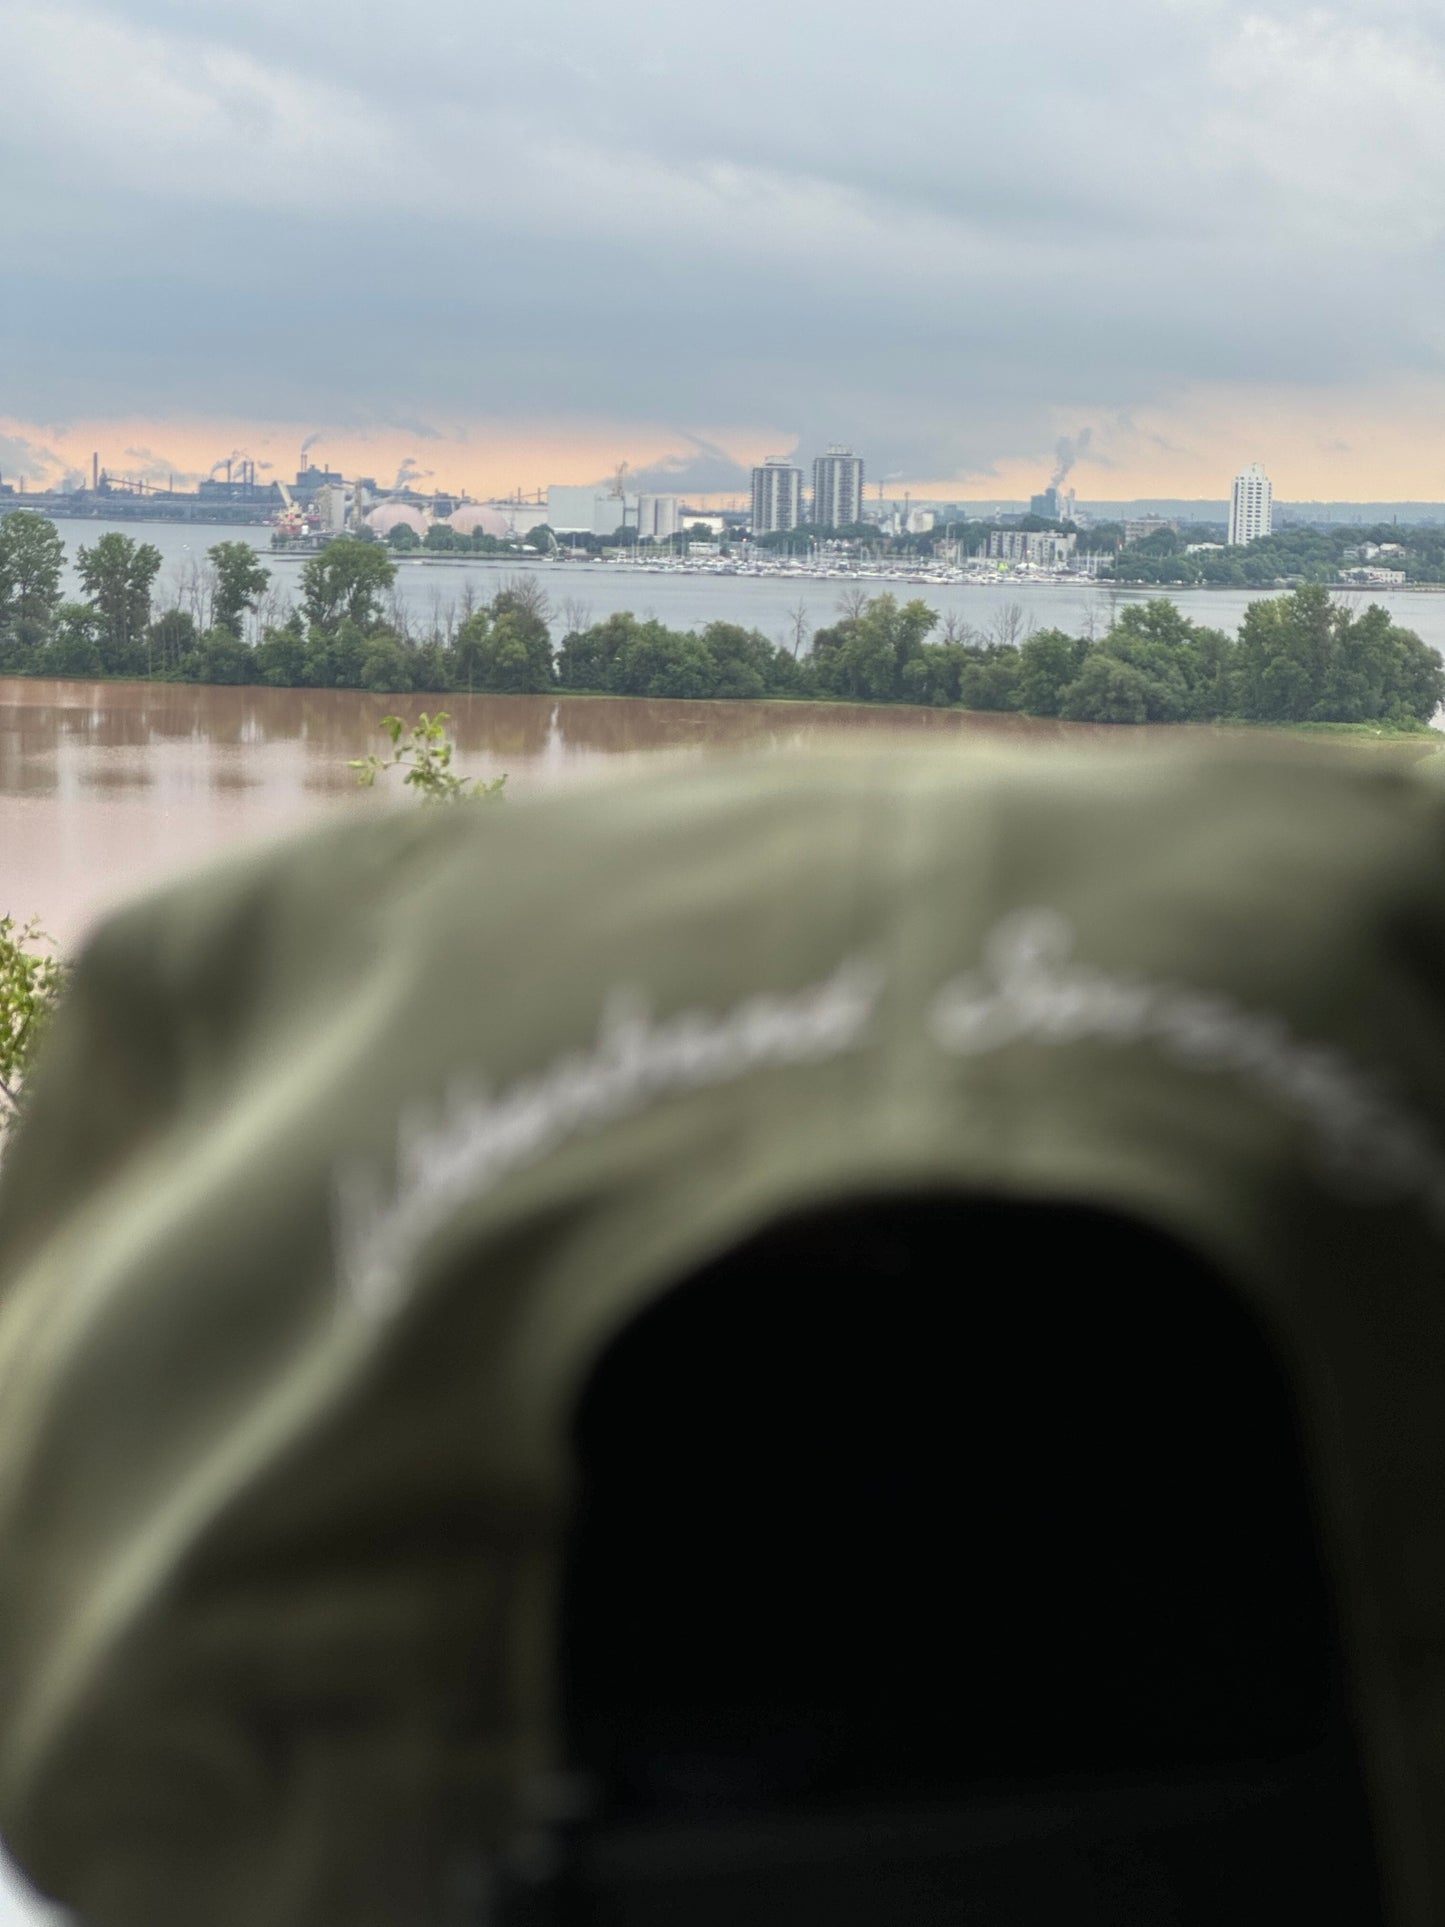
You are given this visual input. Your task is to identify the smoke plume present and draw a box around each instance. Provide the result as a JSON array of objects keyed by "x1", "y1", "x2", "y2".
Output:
[{"x1": 1051, "y1": 427, "x2": 1093, "y2": 489}]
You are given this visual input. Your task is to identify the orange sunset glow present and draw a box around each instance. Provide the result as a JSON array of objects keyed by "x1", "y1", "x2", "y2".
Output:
[{"x1": 10, "y1": 381, "x2": 1445, "y2": 507}]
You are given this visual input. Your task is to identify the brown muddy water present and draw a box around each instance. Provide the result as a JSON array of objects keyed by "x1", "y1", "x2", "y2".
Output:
[
  {"x1": 0, "y1": 679, "x2": 1104, "y2": 943},
  {"x1": 1, "y1": 676, "x2": 1424, "y2": 947}
]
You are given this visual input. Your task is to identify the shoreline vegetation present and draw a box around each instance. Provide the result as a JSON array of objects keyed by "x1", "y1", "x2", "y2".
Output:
[{"x1": 1, "y1": 516, "x2": 1442, "y2": 731}]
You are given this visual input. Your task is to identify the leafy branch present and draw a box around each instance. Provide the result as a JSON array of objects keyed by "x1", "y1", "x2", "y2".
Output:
[
  {"x1": 349, "y1": 713, "x2": 506, "y2": 804},
  {"x1": 0, "y1": 916, "x2": 65, "y2": 1135}
]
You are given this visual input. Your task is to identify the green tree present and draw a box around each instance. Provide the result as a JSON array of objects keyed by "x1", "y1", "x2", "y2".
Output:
[
  {"x1": 1234, "y1": 589, "x2": 1445, "y2": 726},
  {"x1": 43, "y1": 604, "x2": 104, "y2": 679},
  {"x1": 1096, "y1": 602, "x2": 1201, "y2": 722},
  {"x1": 698, "y1": 622, "x2": 780, "y2": 700},
  {"x1": 0, "y1": 511, "x2": 65, "y2": 629},
  {"x1": 360, "y1": 634, "x2": 417, "y2": 693},
  {"x1": 148, "y1": 608, "x2": 199, "y2": 676},
  {"x1": 1016, "y1": 627, "x2": 1089, "y2": 716},
  {"x1": 207, "y1": 541, "x2": 270, "y2": 637},
  {"x1": 450, "y1": 609, "x2": 554, "y2": 693},
  {"x1": 1060, "y1": 655, "x2": 1153, "y2": 724},
  {"x1": 612, "y1": 622, "x2": 720, "y2": 699},
  {"x1": 900, "y1": 642, "x2": 969, "y2": 707},
  {"x1": 810, "y1": 595, "x2": 939, "y2": 702},
  {"x1": 557, "y1": 611, "x2": 635, "y2": 689},
  {"x1": 1317, "y1": 603, "x2": 1445, "y2": 725},
  {"x1": 77, "y1": 532, "x2": 162, "y2": 674},
  {"x1": 300, "y1": 537, "x2": 397, "y2": 633},
  {"x1": 957, "y1": 644, "x2": 1022, "y2": 711},
  {"x1": 255, "y1": 621, "x2": 308, "y2": 688},
  {"x1": 0, "y1": 915, "x2": 64, "y2": 1136},
  {"x1": 1233, "y1": 587, "x2": 1342, "y2": 723},
  {"x1": 350, "y1": 713, "x2": 505, "y2": 803},
  {"x1": 302, "y1": 618, "x2": 370, "y2": 688},
  {"x1": 391, "y1": 523, "x2": 422, "y2": 551},
  {"x1": 183, "y1": 628, "x2": 256, "y2": 685}
]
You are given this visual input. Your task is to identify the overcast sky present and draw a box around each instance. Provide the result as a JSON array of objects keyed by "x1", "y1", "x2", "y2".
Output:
[{"x1": 3, "y1": 0, "x2": 1445, "y2": 500}]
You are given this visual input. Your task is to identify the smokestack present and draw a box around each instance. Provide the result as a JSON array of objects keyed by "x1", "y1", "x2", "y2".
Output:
[{"x1": 92, "y1": 452, "x2": 98, "y2": 492}]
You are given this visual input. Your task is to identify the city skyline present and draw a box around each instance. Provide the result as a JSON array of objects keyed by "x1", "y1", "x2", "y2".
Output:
[
  {"x1": 6, "y1": 4, "x2": 1445, "y2": 510},
  {"x1": 0, "y1": 409, "x2": 1431, "y2": 516}
]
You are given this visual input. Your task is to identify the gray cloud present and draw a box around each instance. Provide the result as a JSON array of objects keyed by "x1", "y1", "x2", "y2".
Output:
[
  {"x1": 122, "y1": 445, "x2": 200, "y2": 483},
  {"x1": 4, "y1": 0, "x2": 1445, "y2": 482},
  {"x1": 623, "y1": 436, "x2": 754, "y2": 495},
  {"x1": 0, "y1": 431, "x2": 64, "y2": 486}
]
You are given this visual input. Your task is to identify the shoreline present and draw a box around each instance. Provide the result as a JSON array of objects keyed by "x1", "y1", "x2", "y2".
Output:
[
  {"x1": 263, "y1": 551, "x2": 1445, "y2": 595},
  {"x1": 2, "y1": 672, "x2": 1437, "y2": 742}
]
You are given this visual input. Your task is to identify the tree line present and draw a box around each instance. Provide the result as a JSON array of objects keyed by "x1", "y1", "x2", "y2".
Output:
[
  {"x1": 1111, "y1": 522, "x2": 1445, "y2": 588},
  {"x1": 1, "y1": 515, "x2": 1440, "y2": 727}
]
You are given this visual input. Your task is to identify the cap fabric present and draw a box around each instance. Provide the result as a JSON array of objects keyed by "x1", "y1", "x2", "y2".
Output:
[{"x1": 1, "y1": 739, "x2": 1445, "y2": 1927}]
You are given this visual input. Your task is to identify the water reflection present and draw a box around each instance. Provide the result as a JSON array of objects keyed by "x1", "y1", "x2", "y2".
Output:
[
  {"x1": 1, "y1": 678, "x2": 1088, "y2": 805},
  {"x1": 3, "y1": 675, "x2": 1434, "y2": 946}
]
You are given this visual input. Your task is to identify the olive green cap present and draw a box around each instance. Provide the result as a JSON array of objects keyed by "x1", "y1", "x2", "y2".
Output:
[{"x1": 2, "y1": 740, "x2": 1445, "y2": 1927}]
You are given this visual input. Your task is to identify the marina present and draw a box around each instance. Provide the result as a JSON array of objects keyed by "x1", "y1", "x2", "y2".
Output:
[{"x1": 45, "y1": 518, "x2": 1445, "y2": 662}]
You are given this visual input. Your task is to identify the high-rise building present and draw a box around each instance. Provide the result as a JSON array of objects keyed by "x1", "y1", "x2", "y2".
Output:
[
  {"x1": 1029, "y1": 485, "x2": 1077, "y2": 524},
  {"x1": 750, "y1": 460, "x2": 803, "y2": 535},
  {"x1": 811, "y1": 445, "x2": 865, "y2": 529},
  {"x1": 1228, "y1": 464, "x2": 1273, "y2": 546}
]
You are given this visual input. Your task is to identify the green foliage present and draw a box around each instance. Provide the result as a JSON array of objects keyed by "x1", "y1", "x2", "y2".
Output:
[
  {"x1": 254, "y1": 618, "x2": 308, "y2": 687},
  {"x1": 359, "y1": 634, "x2": 417, "y2": 693},
  {"x1": 2, "y1": 537, "x2": 1436, "y2": 736},
  {"x1": 1025, "y1": 588, "x2": 1442, "y2": 728},
  {"x1": 1060, "y1": 655, "x2": 1153, "y2": 724},
  {"x1": 148, "y1": 607, "x2": 199, "y2": 675},
  {"x1": 181, "y1": 628, "x2": 257, "y2": 686},
  {"x1": 452, "y1": 608, "x2": 555, "y2": 693},
  {"x1": 390, "y1": 523, "x2": 422, "y2": 551},
  {"x1": 809, "y1": 595, "x2": 940, "y2": 702},
  {"x1": 43, "y1": 604, "x2": 104, "y2": 679},
  {"x1": 615, "y1": 624, "x2": 720, "y2": 699},
  {"x1": 207, "y1": 541, "x2": 270, "y2": 636},
  {"x1": 1094, "y1": 601, "x2": 1226, "y2": 722},
  {"x1": 1232, "y1": 585, "x2": 1445, "y2": 725},
  {"x1": 556, "y1": 609, "x2": 799, "y2": 700},
  {"x1": 1109, "y1": 521, "x2": 1445, "y2": 590},
  {"x1": 0, "y1": 916, "x2": 64, "y2": 1136},
  {"x1": 300, "y1": 537, "x2": 397, "y2": 633},
  {"x1": 76, "y1": 532, "x2": 162, "y2": 674},
  {"x1": 0, "y1": 511, "x2": 65, "y2": 631},
  {"x1": 957, "y1": 645, "x2": 1022, "y2": 712},
  {"x1": 350, "y1": 713, "x2": 506, "y2": 803},
  {"x1": 1016, "y1": 628, "x2": 1089, "y2": 716}
]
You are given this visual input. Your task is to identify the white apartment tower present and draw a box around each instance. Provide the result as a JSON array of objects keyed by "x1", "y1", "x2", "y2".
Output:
[
  {"x1": 1229, "y1": 464, "x2": 1273, "y2": 546},
  {"x1": 812, "y1": 445, "x2": 865, "y2": 529},
  {"x1": 750, "y1": 460, "x2": 804, "y2": 535}
]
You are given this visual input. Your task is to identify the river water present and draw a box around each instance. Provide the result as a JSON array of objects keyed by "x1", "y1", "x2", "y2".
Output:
[
  {"x1": 49, "y1": 517, "x2": 1445, "y2": 655},
  {"x1": 9, "y1": 514, "x2": 1445, "y2": 947},
  {"x1": 2, "y1": 678, "x2": 1111, "y2": 945}
]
